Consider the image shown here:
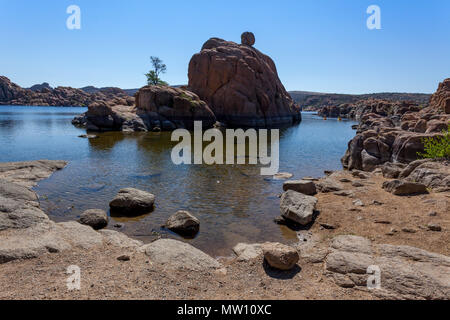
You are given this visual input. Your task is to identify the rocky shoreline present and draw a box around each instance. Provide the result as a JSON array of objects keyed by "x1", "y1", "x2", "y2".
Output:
[{"x1": 0, "y1": 157, "x2": 448, "y2": 300}]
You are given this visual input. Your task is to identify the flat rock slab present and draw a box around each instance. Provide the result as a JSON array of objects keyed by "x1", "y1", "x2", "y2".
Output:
[
  {"x1": 0, "y1": 221, "x2": 104, "y2": 264},
  {"x1": 280, "y1": 190, "x2": 318, "y2": 225},
  {"x1": 325, "y1": 235, "x2": 450, "y2": 299},
  {"x1": 0, "y1": 160, "x2": 67, "y2": 187},
  {"x1": 141, "y1": 239, "x2": 221, "y2": 271}
]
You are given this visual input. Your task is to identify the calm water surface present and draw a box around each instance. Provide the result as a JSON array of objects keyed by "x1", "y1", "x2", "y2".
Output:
[{"x1": 0, "y1": 106, "x2": 356, "y2": 256}]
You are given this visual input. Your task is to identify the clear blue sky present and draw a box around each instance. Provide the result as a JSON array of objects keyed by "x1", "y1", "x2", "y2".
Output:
[{"x1": 1, "y1": 0, "x2": 449, "y2": 93}]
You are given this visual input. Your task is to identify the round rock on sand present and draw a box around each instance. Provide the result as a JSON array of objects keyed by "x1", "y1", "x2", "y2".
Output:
[
  {"x1": 262, "y1": 242, "x2": 299, "y2": 270},
  {"x1": 109, "y1": 188, "x2": 155, "y2": 215},
  {"x1": 79, "y1": 209, "x2": 108, "y2": 230},
  {"x1": 241, "y1": 32, "x2": 255, "y2": 46},
  {"x1": 165, "y1": 210, "x2": 200, "y2": 236}
]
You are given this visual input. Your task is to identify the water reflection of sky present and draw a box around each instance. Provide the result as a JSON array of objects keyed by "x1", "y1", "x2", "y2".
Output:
[{"x1": 0, "y1": 106, "x2": 357, "y2": 256}]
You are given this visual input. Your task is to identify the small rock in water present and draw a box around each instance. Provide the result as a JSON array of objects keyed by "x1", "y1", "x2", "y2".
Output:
[
  {"x1": 79, "y1": 209, "x2": 108, "y2": 230},
  {"x1": 78, "y1": 134, "x2": 98, "y2": 139},
  {"x1": 273, "y1": 172, "x2": 293, "y2": 180},
  {"x1": 262, "y1": 242, "x2": 299, "y2": 271},
  {"x1": 109, "y1": 188, "x2": 155, "y2": 215},
  {"x1": 165, "y1": 210, "x2": 200, "y2": 237}
]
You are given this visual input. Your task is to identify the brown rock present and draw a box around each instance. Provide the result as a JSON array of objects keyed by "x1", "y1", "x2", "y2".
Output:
[
  {"x1": 165, "y1": 210, "x2": 200, "y2": 236},
  {"x1": 135, "y1": 85, "x2": 216, "y2": 130},
  {"x1": 382, "y1": 179, "x2": 428, "y2": 196},
  {"x1": 188, "y1": 36, "x2": 301, "y2": 127},
  {"x1": 79, "y1": 209, "x2": 108, "y2": 230},
  {"x1": 262, "y1": 242, "x2": 299, "y2": 270},
  {"x1": 241, "y1": 32, "x2": 255, "y2": 46},
  {"x1": 429, "y1": 78, "x2": 450, "y2": 114}
]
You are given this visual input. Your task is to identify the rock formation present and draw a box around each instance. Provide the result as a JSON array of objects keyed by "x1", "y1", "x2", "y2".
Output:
[
  {"x1": 429, "y1": 78, "x2": 450, "y2": 114},
  {"x1": 188, "y1": 34, "x2": 301, "y2": 127},
  {"x1": 73, "y1": 32, "x2": 301, "y2": 131},
  {"x1": 75, "y1": 85, "x2": 217, "y2": 132},
  {"x1": 341, "y1": 81, "x2": 449, "y2": 171}
]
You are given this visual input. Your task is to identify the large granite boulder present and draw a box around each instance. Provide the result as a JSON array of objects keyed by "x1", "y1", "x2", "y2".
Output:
[{"x1": 188, "y1": 34, "x2": 301, "y2": 127}]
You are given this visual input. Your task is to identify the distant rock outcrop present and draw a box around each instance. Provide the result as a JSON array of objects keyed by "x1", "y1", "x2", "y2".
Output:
[
  {"x1": 188, "y1": 34, "x2": 301, "y2": 127},
  {"x1": 291, "y1": 91, "x2": 431, "y2": 112},
  {"x1": 0, "y1": 76, "x2": 134, "y2": 107}
]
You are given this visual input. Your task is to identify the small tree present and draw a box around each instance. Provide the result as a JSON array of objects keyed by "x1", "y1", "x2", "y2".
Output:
[
  {"x1": 418, "y1": 123, "x2": 450, "y2": 159},
  {"x1": 146, "y1": 56, "x2": 167, "y2": 86}
]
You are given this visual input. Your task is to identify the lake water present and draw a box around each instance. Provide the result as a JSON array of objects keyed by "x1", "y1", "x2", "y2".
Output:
[{"x1": 0, "y1": 106, "x2": 357, "y2": 256}]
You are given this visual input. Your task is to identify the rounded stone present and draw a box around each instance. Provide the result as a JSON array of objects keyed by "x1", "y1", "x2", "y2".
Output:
[
  {"x1": 262, "y1": 242, "x2": 299, "y2": 270},
  {"x1": 79, "y1": 209, "x2": 108, "y2": 230},
  {"x1": 109, "y1": 188, "x2": 155, "y2": 215},
  {"x1": 241, "y1": 32, "x2": 255, "y2": 46},
  {"x1": 165, "y1": 210, "x2": 200, "y2": 236}
]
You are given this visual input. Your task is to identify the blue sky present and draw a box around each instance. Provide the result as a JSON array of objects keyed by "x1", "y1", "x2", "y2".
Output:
[{"x1": 1, "y1": 0, "x2": 449, "y2": 93}]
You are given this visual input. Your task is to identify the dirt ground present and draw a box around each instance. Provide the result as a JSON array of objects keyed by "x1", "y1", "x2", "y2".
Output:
[{"x1": 0, "y1": 170, "x2": 448, "y2": 300}]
